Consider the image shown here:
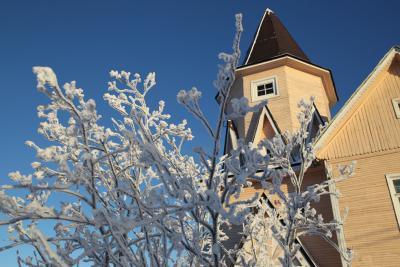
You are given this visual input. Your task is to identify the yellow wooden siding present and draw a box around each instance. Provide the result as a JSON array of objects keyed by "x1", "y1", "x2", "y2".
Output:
[
  {"x1": 241, "y1": 66, "x2": 293, "y2": 136},
  {"x1": 229, "y1": 64, "x2": 333, "y2": 142},
  {"x1": 223, "y1": 165, "x2": 342, "y2": 267},
  {"x1": 298, "y1": 165, "x2": 342, "y2": 267},
  {"x1": 319, "y1": 60, "x2": 400, "y2": 160},
  {"x1": 328, "y1": 150, "x2": 400, "y2": 267},
  {"x1": 225, "y1": 56, "x2": 339, "y2": 265},
  {"x1": 285, "y1": 66, "x2": 331, "y2": 131},
  {"x1": 227, "y1": 66, "x2": 291, "y2": 139},
  {"x1": 222, "y1": 186, "x2": 265, "y2": 263},
  {"x1": 253, "y1": 113, "x2": 276, "y2": 145}
]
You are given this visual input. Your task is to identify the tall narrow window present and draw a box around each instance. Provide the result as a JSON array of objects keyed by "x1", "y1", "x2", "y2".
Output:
[
  {"x1": 392, "y1": 98, "x2": 400, "y2": 119},
  {"x1": 386, "y1": 174, "x2": 400, "y2": 228},
  {"x1": 251, "y1": 77, "x2": 278, "y2": 102}
]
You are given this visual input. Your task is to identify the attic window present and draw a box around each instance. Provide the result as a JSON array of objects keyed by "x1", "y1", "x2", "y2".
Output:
[
  {"x1": 251, "y1": 77, "x2": 278, "y2": 102},
  {"x1": 392, "y1": 98, "x2": 400, "y2": 119},
  {"x1": 386, "y1": 174, "x2": 400, "y2": 229},
  {"x1": 257, "y1": 82, "x2": 274, "y2": 96}
]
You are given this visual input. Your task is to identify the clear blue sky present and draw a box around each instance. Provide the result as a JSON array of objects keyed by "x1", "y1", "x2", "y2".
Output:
[{"x1": 0, "y1": 0, "x2": 399, "y2": 264}]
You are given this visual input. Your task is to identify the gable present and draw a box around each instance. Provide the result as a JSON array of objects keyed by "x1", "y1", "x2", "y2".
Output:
[
  {"x1": 234, "y1": 194, "x2": 316, "y2": 267},
  {"x1": 318, "y1": 56, "x2": 400, "y2": 160},
  {"x1": 251, "y1": 106, "x2": 281, "y2": 145}
]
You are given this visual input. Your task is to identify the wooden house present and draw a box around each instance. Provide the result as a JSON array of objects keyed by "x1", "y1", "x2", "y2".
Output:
[
  {"x1": 314, "y1": 46, "x2": 400, "y2": 266},
  {"x1": 223, "y1": 8, "x2": 400, "y2": 267}
]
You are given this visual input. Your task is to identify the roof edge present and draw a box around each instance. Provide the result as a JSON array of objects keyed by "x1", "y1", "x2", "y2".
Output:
[
  {"x1": 243, "y1": 9, "x2": 269, "y2": 65},
  {"x1": 243, "y1": 8, "x2": 309, "y2": 66},
  {"x1": 238, "y1": 54, "x2": 329, "y2": 72},
  {"x1": 247, "y1": 105, "x2": 282, "y2": 144},
  {"x1": 237, "y1": 54, "x2": 339, "y2": 104},
  {"x1": 315, "y1": 46, "x2": 400, "y2": 154}
]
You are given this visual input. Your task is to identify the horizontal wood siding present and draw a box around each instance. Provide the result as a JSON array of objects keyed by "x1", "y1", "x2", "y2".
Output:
[
  {"x1": 223, "y1": 187, "x2": 265, "y2": 261},
  {"x1": 231, "y1": 64, "x2": 332, "y2": 143},
  {"x1": 241, "y1": 66, "x2": 293, "y2": 136},
  {"x1": 298, "y1": 164, "x2": 342, "y2": 267},
  {"x1": 226, "y1": 55, "x2": 339, "y2": 265},
  {"x1": 285, "y1": 66, "x2": 331, "y2": 131},
  {"x1": 224, "y1": 165, "x2": 342, "y2": 267},
  {"x1": 328, "y1": 150, "x2": 400, "y2": 267}
]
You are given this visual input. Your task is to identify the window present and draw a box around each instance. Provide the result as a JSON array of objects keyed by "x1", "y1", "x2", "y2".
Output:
[
  {"x1": 256, "y1": 82, "x2": 274, "y2": 96},
  {"x1": 251, "y1": 77, "x2": 278, "y2": 102},
  {"x1": 386, "y1": 174, "x2": 400, "y2": 228},
  {"x1": 392, "y1": 98, "x2": 400, "y2": 119}
]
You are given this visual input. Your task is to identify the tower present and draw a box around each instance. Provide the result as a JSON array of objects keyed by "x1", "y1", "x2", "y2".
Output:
[
  {"x1": 223, "y1": 9, "x2": 343, "y2": 267},
  {"x1": 225, "y1": 8, "x2": 337, "y2": 152}
]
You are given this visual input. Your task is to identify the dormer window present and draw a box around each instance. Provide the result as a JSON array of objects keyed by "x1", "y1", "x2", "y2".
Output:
[
  {"x1": 251, "y1": 77, "x2": 278, "y2": 102},
  {"x1": 392, "y1": 98, "x2": 400, "y2": 119}
]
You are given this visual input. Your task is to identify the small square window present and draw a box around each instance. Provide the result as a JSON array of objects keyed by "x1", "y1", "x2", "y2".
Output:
[
  {"x1": 256, "y1": 83, "x2": 274, "y2": 97},
  {"x1": 251, "y1": 77, "x2": 278, "y2": 102},
  {"x1": 386, "y1": 174, "x2": 400, "y2": 229},
  {"x1": 392, "y1": 98, "x2": 400, "y2": 119}
]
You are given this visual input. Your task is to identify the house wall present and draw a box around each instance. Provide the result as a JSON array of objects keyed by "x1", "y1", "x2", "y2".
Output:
[
  {"x1": 318, "y1": 60, "x2": 400, "y2": 160},
  {"x1": 222, "y1": 186, "x2": 266, "y2": 266},
  {"x1": 285, "y1": 66, "x2": 331, "y2": 130},
  {"x1": 241, "y1": 65, "x2": 292, "y2": 135},
  {"x1": 327, "y1": 150, "x2": 400, "y2": 267},
  {"x1": 295, "y1": 164, "x2": 343, "y2": 267},
  {"x1": 227, "y1": 65, "x2": 292, "y2": 140},
  {"x1": 223, "y1": 164, "x2": 343, "y2": 267},
  {"x1": 227, "y1": 62, "x2": 333, "y2": 144},
  {"x1": 224, "y1": 60, "x2": 341, "y2": 265},
  {"x1": 316, "y1": 57, "x2": 400, "y2": 266}
]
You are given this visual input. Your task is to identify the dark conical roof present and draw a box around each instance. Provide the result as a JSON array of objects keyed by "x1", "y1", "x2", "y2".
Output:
[{"x1": 243, "y1": 9, "x2": 310, "y2": 66}]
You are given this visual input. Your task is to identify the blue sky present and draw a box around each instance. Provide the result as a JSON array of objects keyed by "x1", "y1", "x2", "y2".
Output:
[{"x1": 0, "y1": 0, "x2": 399, "y2": 264}]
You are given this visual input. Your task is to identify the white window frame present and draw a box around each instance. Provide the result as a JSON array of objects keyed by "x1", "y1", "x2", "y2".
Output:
[
  {"x1": 392, "y1": 98, "x2": 400, "y2": 119},
  {"x1": 385, "y1": 173, "x2": 400, "y2": 229},
  {"x1": 250, "y1": 76, "x2": 278, "y2": 102}
]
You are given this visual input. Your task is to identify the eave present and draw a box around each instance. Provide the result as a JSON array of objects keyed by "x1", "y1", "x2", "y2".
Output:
[{"x1": 236, "y1": 55, "x2": 338, "y2": 106}]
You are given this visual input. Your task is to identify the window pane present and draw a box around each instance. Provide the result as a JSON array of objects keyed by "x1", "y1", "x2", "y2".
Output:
[
  {"x1": 256, "y1": 82, "x2": 274, "y2": 97},
  {"x1": 257, "y1": 85, "x2": 265, "y2": 90},
  {"x1": 257, "y1": 85, "x2": 266, "y2": 96},
  {"x1": 393, "y1": 179, "x2": 400, "y2": 193},
  {"x1": 266, "y1": 88, "x2": 274, "y2": 94},
  {"x1": 258, "y1": 90, "x2": 266, "y2": 96}
]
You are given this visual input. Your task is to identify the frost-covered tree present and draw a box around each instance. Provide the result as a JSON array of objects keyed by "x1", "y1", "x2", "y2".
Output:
[
  {"x1": 234, "y1": 99, "x2": 355, "y2": 267},
  {"x1": 0, "y1": 14, "x2": 353, "y2": 267}
]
